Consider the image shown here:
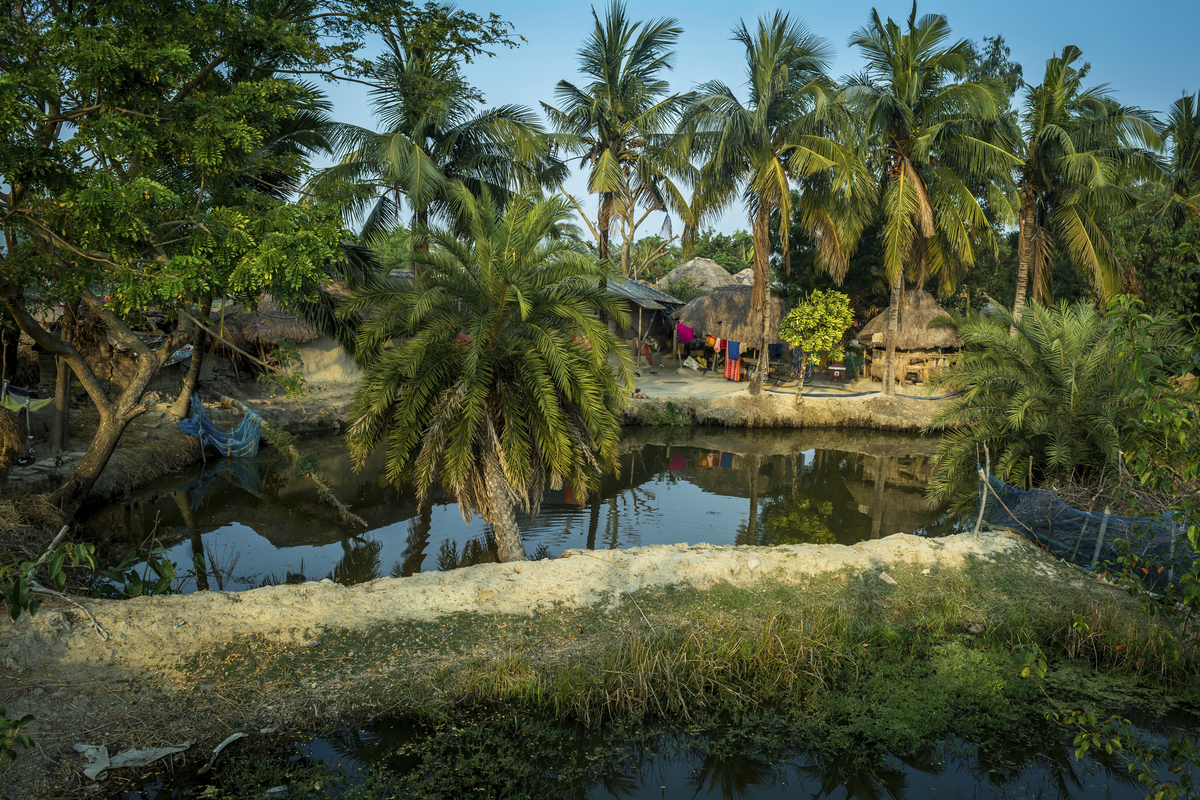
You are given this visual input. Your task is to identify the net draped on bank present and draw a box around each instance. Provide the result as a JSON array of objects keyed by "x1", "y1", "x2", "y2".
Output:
[{"x1": 976, "y1": 471, "x2": 1194, "y2": 589}]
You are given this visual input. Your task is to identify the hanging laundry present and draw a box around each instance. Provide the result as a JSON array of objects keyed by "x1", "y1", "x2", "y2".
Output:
[
  {"x1": 669, "y1": 453, "x2": 686, "y2": 471},
  {"x1": 719, "y1": 452, "x2": 734, "y2": 469},
  {"x1": 725, "y1": 340, "x2": 741, "y2": 381},
  {"x1": 677, "y1": 324, "x2": 694, "y2": 344}
]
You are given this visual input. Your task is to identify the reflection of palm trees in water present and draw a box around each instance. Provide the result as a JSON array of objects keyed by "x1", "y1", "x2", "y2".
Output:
[
  {"x1": 329, "y1": 537, "x2": 383, "y2": 585},
  {"x1": 390, "y1": 504, "x2": 433, "y2": 578},
  {"x1": 687, "y1": 749, "x2": 778, "y2": 799}
]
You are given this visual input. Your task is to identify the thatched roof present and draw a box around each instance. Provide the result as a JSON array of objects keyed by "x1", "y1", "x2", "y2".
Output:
[
  {"x1": 221, "y1": 295, "x2": 322, "y2": 346},
  {"x1": 657, "y1": 258, "x2": 739, "y2": 293},
  {"x1": 858, "y1": 289, "x2": 960, "y2": 350},
  {"x1": 732, "y1": 268, "x2": 754, "y2": 286},
  {"x1": 674, "y1": 286, "x2": 786, "y2": 348}
]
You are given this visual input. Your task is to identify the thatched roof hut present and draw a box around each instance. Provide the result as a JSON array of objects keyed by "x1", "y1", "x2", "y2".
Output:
[
  {"x1": 657, "y1": 258, "x2": 739, "y2": 294},
  {"x1": 732, "y1": 268, "x2": 754, "y2": 286},
  {"x1": 858, "y1": 289, "x2": 959, "y2": 350},
  {"x1": 221, "y1": 295, "x2": 322, "y2": 347},
  {"x1": 674, "y1": 286, "x2": 786, "y2": 348}
]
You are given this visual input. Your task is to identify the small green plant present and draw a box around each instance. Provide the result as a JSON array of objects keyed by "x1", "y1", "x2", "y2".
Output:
[
  {"x1": 0, "y1": 705, "x2": 34, "y2": 766},
  {"x1": 92, "y1": 547, "x2": 178, "y2": 599},
  {"x1": 647, "y1": 401, "x2": 691, "y2": 427},
  {"x1": 1, "y1": 541, "x2": 96, "y2": 621},
  {"x1": 256, "y1": 339, "x2": 308, "y2": 399}
]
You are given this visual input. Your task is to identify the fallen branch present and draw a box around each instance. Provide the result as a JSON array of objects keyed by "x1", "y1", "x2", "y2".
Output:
[{"x1": 216, "y1": 395, "x2": 368, "y2": 528}]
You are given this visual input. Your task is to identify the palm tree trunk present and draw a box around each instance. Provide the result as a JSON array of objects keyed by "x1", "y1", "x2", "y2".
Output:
[
  {"x1": 882, "y1": 273, "x2": 902, "y2": 396},
  {"x1": 486, "y1": 459, "x2": 527, "y2": 562},
  {"x1": 750, "y1": 204, "x2": 771, "y2": 397},
  {"x1": 1010, "y1": 187, "x2": 1035, "y2": 334}
]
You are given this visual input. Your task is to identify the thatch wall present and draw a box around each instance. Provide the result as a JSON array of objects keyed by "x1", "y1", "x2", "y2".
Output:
[
  {"x1": 657, "y1": 258, "x2": 738, "y2": 294},
  {"x1": 858, "y1": 289, "x2": 959, "y2": 350},
  {"x1": 674, "y1": 286, "x2": 786, "y2": 349}
]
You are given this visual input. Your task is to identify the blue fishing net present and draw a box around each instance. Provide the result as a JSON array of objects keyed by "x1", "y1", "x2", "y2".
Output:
[
  {"x1": 977, "y1": 472, "x2": 1193, "y2": 589},
  {"x1": 176, "y1": 395, "x2": 263, "y2": 458}
]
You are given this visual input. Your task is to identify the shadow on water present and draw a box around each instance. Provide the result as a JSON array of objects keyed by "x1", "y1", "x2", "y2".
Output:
[{"x1": 85, "y1": 427, "x2": 961, "y2": 592}]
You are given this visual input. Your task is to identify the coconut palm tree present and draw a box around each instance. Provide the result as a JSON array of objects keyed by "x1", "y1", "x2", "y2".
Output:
[
  {"x1": 846, "y1": 4, "x2": 1018, "y2": 394},
  {"x1": 1155, "y1": 90, "x2": 1200, "y2": 230},
  {"x1": 344, "y1": 189, "x2": 631, "y2": 562},
  {"x1": 314, "y1": 10, "x2": 563, "y2": 245},
  {"x1": 1008, "y1": 46, "x2": 1160, "y2": 327},
  {"x1": 542, "y1": 1, "x2": 693, "y2": 273},
  {"x1": 681, "y1": 12, "x2": 866, "y2": 396}
]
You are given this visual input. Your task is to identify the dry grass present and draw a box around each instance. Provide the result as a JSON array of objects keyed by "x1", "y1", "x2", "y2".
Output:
[{"x1": 0, "y1": 492, "x2": 63, "y2": 561}]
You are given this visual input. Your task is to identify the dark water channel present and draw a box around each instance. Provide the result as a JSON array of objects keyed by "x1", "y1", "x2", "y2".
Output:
[
  {"x1": 86, "y1": 427, "x2": 958, "y2": 590},
  {"x1": 293, "y1": 716, "x2": 1170, "y2": 800}
]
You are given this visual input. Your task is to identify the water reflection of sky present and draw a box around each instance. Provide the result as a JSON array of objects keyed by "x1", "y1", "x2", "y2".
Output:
[{"x1": 86, "y1": 427, "x2": 963, "y2": 592}]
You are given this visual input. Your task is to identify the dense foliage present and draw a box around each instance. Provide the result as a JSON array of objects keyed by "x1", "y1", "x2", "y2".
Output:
[
  {"x1": 344, "y1": 190, "x2": 631, "y2": 561},
  {"x1": 926, "y1": 300, "x2": 1188, "y2": 504}
]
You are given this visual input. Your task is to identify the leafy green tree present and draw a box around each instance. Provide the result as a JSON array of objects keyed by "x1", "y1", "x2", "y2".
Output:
[
  {"x1": 0, "y1": 0, "x2": 388, "y2": 520},
  {"x1": 963, "y1": 35, "x2": 1025, "y2": 111},
  {"x1": 925, "y1": 300, "x2": 1186, "y2": 504},
  {"x1": 693, "y1": 229, "x2": 755, "y2": 275},
  {"x1": 1007, "y1": 45, "x2": 1159, "y2": 327},
  {"x1": 778, "y1": 290, "x2": 855, "y2": 391},
  {"x1": 344, "y1": 190, "x2": 631, "y2": 562},
  {"x1": 846, "y1": 3, "x2": 1017, "y2": 394},
  {"x1": 543, "y1": 0, "x2": 692, "y2": 274},
  {"x1": 315, "y1": 4, "x2": 562, "y2": 246},
  {"x1": 682, "y1": 12, "x2": 863, "y2": 396}
]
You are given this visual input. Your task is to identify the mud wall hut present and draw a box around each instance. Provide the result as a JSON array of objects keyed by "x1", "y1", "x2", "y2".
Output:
[{"x1": 858, "y1": 289, "x2": 959, "y2": 385}]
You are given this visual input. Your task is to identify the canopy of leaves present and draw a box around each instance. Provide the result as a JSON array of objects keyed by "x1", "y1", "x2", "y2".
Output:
[
  {"x1": 0, "y1": 0, "x2": 401, "y2": 318},
  {"x1": 778, "y1": 290, "x2": 855, "y2": 363}
]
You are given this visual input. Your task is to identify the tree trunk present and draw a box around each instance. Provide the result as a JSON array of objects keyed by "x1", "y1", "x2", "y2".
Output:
[
  {"x1": 872, "y1": 455, "x2": 890, "y2": 539},
  {"x1": 49, "y1": 356, "x2": 71, "y2": 455},
  {"x1": 486, "y1": 460, "x2": 527, "y2": 562},
  {"x1": 174, "y1": 490, "x2": 209, "y2": 591},
  {"x1": 170, "y1": 315, "x2": 208, "y2": 419},
  {"x1": 882, "y1": 273, "x2": 902, "y2": 396},
  {"x1": 749, "y1": 203, "x2": 772, "y2": 397},
  {"x1": 587, "y1": 492, "x2": 601, "y2": 551},
  {"x1": 1010, "y1": 186, "x2": 1035, "y2": 334}
]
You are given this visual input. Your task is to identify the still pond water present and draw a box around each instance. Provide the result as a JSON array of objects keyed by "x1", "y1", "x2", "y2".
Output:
[{"x1": 86, "y1": 427, "x2": 958, "y2": 591}]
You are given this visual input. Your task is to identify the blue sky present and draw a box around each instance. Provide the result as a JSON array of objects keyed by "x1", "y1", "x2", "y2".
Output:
[{"x1": 326, "y1": 0, "x2": 1199, "y2": 237}]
